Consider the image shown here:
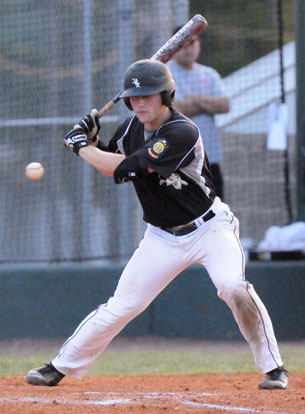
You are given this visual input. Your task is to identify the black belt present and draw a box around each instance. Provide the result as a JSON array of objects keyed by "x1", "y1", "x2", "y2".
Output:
[{"x1": 162, "y1": 210, "x2": 216, "y2": 236}]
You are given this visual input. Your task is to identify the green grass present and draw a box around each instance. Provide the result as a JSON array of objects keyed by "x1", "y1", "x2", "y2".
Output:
[{"x1": 0, "y1": 348, "x2": 304, "y2": 376}]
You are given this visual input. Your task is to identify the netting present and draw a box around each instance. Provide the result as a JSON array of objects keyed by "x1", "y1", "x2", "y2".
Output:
[
  {"x1": 191, "y1": 0, "x2": 295, "y2": 248},
  {"x1": 0, "y1": 0, "x2": 295, "y2": 263}
]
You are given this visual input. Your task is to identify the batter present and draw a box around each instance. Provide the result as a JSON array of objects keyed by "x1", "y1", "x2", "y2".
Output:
[{"x1": 26, "y1": 59, "x2": 288, "y2": 390}]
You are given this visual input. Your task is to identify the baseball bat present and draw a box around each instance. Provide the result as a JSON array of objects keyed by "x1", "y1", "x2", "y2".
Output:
[{"x1": 97, "y1": 14, "x2": 207, "y2": 118}]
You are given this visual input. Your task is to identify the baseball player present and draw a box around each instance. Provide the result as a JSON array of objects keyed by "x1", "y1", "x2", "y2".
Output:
[{"x1": 26, "y1": 59, "x2": 288, "y2": 390}]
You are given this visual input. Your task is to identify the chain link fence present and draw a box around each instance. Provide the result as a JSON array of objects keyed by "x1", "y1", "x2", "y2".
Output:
[{"x1": 0, "y1": 0, "x2": 295, "y2": 263}]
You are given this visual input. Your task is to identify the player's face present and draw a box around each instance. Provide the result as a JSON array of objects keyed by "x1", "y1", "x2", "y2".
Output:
[
  {"x1": 130, "y1": 94, "x2": 170, "y2": 130},
  {"x1": 174, "y1": 37, "x2": 200, "y2": 69}
]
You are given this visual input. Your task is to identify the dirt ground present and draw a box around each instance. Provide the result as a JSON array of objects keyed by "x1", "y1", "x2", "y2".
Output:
[
  {"x1": 0, "y1": 374, "x2": 304, "y2": 413},
  {"x1": 0, "y1": 338, "x2": 304, "y2": 413}
]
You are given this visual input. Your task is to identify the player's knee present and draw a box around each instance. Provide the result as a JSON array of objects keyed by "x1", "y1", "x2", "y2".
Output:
[
  {"x1": 107, "y1": 294, "x2": 149, "y2": 320},
  {"x1": 217, "y1": 280, "x2": 247, "y2": 304},
  {"x1": 217, "y1": 286, "x2": 234, "y2": 302}
]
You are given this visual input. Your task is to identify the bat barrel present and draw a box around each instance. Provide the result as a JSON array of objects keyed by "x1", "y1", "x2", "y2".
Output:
[{"x1": 151, "y1": 14, "x2": 208, "y2": 63}]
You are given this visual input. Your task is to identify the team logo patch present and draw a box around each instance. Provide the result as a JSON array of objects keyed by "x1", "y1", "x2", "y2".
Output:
[
  {"x1": 147, "y1": 138, "x2": 169, "y2": 159},
  {"x1": 159, "y1": 173, "x2": 188, "y2": 190}
]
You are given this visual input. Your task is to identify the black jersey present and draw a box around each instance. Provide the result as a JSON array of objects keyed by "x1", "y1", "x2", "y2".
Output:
[{"x1": 105, "y1": 108, "x2": 215, "y2": 228}]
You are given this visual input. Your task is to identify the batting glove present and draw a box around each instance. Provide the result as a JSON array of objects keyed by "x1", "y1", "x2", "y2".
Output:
[
  {"x1": 63, "y1": 125, "x2": 89, "y2": 155},
  {"x1": 78, "y1": 108, "x2": 100, "y2": 144}
]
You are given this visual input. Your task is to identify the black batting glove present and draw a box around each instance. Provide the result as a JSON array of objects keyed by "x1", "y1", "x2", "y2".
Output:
[
  {"x1": 63, "y1": 125, "x2": 89, "y2": 155},
  {"x1": 79, "y1": 108, "x2": 100, "y2": 144}
]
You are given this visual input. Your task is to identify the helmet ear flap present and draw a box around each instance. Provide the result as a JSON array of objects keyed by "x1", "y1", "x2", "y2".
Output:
[
  {"x1": 170, "y1": 90, "x2": 175, "y2": 104},
  {"x1": 124, "y1": 97, "x2": 133, "y2": 110},
  {"x1": 161, "y1": 90, "x2": 175, "y2": 107}
]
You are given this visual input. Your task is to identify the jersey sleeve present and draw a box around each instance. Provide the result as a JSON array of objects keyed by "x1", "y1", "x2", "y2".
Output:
[{"x1": 133, "y1": 121, "x2": 199, "y2": 179}]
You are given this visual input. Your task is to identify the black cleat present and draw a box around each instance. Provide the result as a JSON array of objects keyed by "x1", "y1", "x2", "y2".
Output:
[
  {"x1": 26, "y1": 363, "x2": 65, "y2": 386},
  {"x1": 259, "y1": 366, "x2": 289, "y2": 390}
]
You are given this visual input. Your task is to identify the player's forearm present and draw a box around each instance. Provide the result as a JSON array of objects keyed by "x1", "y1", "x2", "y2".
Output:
[{"x1": 79, "y1": 145, "x2": 125, "y2": 176}]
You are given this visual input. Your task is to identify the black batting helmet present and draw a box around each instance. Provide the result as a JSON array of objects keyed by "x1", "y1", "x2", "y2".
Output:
[{"x1": 120, "y1": 59, "x2": 175, "y2": 110}]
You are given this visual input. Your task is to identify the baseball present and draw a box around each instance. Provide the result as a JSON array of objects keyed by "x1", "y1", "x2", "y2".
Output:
[{"x1": 25, "y1": 162, "x2": 44, "y2": 181}]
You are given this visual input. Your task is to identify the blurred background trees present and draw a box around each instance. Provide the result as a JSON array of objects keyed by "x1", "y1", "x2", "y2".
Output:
[{"x1": 190, "y1": 0, "x2": 294, "y2": 76}]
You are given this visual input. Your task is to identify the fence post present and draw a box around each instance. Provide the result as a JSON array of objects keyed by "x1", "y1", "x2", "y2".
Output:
[{"x1": 295, "y1": 0, "x2": 305, "y2": 221}]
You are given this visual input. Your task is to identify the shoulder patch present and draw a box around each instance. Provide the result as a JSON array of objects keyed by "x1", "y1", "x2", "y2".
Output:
[{"x1": 147, "y1": 138, "x2": 169, "y2": 160}]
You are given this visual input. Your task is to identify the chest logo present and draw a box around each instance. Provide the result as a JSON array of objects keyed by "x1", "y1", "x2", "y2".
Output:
[
  {"x1": 132, "y1": 78, "x2": 140, "y2": 88},
  {"x1": 159, "y1": 173, "x2": 188, "y2": 190}
]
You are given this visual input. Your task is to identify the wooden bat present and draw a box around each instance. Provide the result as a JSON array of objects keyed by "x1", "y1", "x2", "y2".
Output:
[{"x1": 98, "y1": 14, "x2": 207, "y2": 118}]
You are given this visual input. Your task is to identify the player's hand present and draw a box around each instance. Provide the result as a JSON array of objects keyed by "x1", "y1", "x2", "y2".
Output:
[
  {"x1": 63, "y1": 125, "x2": 89, "y2": 155},
  {"x1": 78, "y1": 109, "x2": 100, "y2": 144}
]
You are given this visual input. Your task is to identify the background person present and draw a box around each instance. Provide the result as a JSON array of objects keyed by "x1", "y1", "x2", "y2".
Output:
[{"x1": 167, "y1": 26, "x2": 230, "y2": 199}]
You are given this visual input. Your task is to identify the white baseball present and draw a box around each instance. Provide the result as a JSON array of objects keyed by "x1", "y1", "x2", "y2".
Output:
[{"x1": 25, "y1": 162, "x2": 44, "y2": 181}]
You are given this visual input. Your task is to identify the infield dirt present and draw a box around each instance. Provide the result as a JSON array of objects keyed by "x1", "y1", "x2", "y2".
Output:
[
  {"x1": 0, "y1": 373, "x2": 304, "y2": 413},
  {"x1": 0, "y1": 338, "x2": 304, "y2": 413}
]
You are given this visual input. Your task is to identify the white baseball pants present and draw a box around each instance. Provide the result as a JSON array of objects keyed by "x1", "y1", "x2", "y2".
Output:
[{"x1": 53, "y1": 197, "x2": 283, "y2": 378}]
